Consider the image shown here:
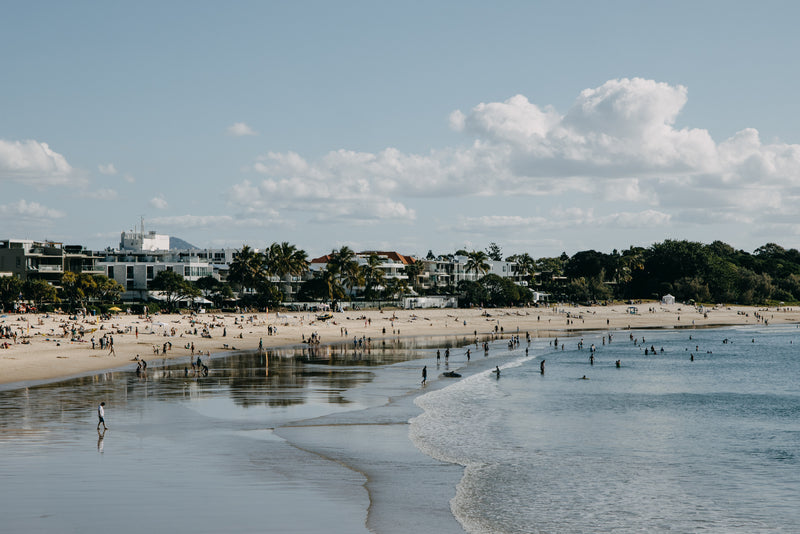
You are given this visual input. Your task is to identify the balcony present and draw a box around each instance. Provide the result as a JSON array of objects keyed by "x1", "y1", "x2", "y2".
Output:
[{"x1": 35, "y1": 265, "x2": 64, "y2": 272}]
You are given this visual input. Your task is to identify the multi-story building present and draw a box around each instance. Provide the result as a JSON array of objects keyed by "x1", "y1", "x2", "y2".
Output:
[
  {"x1": 0, "y1": 239, "x2": 102, "y2": 284},
  {"x1": 99, "y1": 230, "x2": 235, "y2": 301},
  {"x1": 416, "y1": 255, "x2": 525, "y2": 290},
  {"x1": 309, "y1": 251, "x2": 414, "y2": 291}
]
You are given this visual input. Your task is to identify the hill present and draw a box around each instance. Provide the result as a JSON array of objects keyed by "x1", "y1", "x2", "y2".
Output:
[{"x1": 170, "y1": 236, "x2": 198, "y2": 250}]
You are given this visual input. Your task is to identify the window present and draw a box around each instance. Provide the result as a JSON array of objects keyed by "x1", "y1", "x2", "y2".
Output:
[
  {"x1": 147, "y1": 266, "x2": 154, "y2": 279},
  {"x1": 127, "y1": 280, "x2": 135, "y2": 290},
  {"x1": 126, "y1": 266, "x2": 134, "y2": 279},
  {"x1": 107, "y1": 266, "x2": 114, "y2": 279}
]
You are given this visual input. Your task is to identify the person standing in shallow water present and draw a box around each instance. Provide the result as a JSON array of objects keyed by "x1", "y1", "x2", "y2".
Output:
[
  {"x1": 97, "y1": 402, "x2": 108, "y2": 431},
  {"x1": 421, "y1": 365, "x2": 427, "y2": 385}
]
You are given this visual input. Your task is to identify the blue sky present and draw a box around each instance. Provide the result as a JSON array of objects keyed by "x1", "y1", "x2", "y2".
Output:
[{"x1": 3, "y1": 1, "x2": 800, "y2": 259}]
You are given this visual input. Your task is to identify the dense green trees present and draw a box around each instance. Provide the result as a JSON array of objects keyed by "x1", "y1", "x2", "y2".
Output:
[
  {"x1": 533, "y1": 239, "x2": 800, "y2": 305},
  {"x1": 0, "y1": 276, "x2": 23, "y2": 311},
  {"x1": 227, "y1": 242, "x2": 309, "y2": 307},
  {"x1": 150, "y1": 270, "x2": 200, "y2": 311},
  {"x1": 60, "y1": 272, "x2": 124, "y2": 311},
  {"x1": 458, "y1": 274, "x2": 532, "y2": 307}
]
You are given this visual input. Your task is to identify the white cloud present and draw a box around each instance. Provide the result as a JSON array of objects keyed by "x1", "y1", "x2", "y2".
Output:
[
  {"x1": 227, "y1": 77, "x2": 800, "y2": 235},
  {"x1": 236, "y1": 151, "x2": 419, "y2": 222},
  {"x1": 0, "y1": 139, "x2": 74, "y2": 185},
  {"x1": 0, "y1": 199, "x2": 65, "y2": 219},
  {"x1": 98, "y1": 163, "x2": 117, "y2": 175},
  {"x1": 150, "y1": 196, "x2": 168, "y2": 209},
  {"x1": 226, "y1": 122, "x2": 257, "y2": 137}
]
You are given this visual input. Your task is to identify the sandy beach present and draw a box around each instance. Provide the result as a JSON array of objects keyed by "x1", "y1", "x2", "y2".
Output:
[{"x1": 1, "y1": 302, "x2": 797, "y2": 386}]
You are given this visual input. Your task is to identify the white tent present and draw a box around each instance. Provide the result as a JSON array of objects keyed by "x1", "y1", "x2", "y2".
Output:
[{"x1": 661, "y1": 294, "x2": 676, "y2": 305}]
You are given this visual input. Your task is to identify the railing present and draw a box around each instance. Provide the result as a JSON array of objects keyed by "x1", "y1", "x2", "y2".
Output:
[{"x1": 36, "y1": 265, "x2": 64, "y2": 272}]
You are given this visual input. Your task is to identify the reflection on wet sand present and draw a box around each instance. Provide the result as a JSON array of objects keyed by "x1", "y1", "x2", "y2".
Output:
[{"x1": 0, "y1": 334, "x2": 493, "y2": 432}]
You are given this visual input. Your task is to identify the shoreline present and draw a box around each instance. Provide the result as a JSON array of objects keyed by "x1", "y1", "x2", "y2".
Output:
[{"x1": 1, "y1": 303, "x2": 796, "y2": 389}]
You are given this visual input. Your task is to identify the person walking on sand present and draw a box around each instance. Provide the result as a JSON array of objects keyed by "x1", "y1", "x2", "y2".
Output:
[
  {"x1": 97, "y1": 402, "x2": 108, "y2": 431},
  {"x1": 421, "y1": 365, "x2": 427, "y2": 385}
]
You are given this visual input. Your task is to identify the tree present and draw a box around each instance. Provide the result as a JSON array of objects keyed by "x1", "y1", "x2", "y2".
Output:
[
  {"x1": 485, "y1": 242, "x2": 503, "y2": 261},
  {"x1": 482, "y1": 274, "x2": 523, "y2": 306},
  {"x1": 248, "y1": 279, "x2": 283, "y2": 310},
  {"x1": 361, "y1": 253, "x2": 386, "y2": 300},
  {"x1": 402, "y1": 260, "x2": 423, "y2": 292},
  {"x1": 22, "y1": 279, "x2": 57, "y2": 310},
  {"x1": 60, "y1": 272, "x2": 97, "y2": 311},
  {"x1": 296, "y1": 269, "x2": 345, "y2": 303},
  {"x1": 465, "y1": 250, "x2": 490, "y2": 278},
  {"x1": 535, "y1": 256, "x2": 565, "y2": 277},
  {"x1": 264, "y1": 242, "x2": 309, "y2": 278},
  {"x1": 564, "y1": 250, "x2": 615, "y2": 281},
  {"x1": 228, "y1": 245, "x2": 267, "y2": 292},
  {"x1": 457, "y1": 280, "x2": 488, "y2": 308},
  {"x1": 328, "y1": 246, "x2": 362, "y2": 297},
  {"x1": 263, "y1": 241, "x2": 309, "y2": 300},
  {"x1": 0, "y1": 275, "x2": 23, "y2": 311},
  {"x1": 319, "y1": 266, "x2": 346, "y2": 303},
  {"x1": 150, "y1": 270, "x2": 200, "y2": 311},
  {"x1": 426, "y1": 250, "x2": 435, "y2": 260},
  {"x1": 93, "y1": 274, "x2": 124, "y2": 304},
  {"x1": 195, "y1": 276, "x2": 232, "y2": 308},
  {"x1": 511, "y1": 253, "x2": 536, "y2": 282},
  {"x1": 382, "y1": 276, "x2": 408, "y2": 300}
]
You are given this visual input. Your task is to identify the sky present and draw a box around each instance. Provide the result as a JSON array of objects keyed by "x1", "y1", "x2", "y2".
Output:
[{"x1": 3, "y1": 1, "x2": 800, "y2": 260}]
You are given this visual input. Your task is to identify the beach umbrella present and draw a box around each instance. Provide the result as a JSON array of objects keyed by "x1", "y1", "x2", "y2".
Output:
[{"x1": 108, "y1": 306, "x2": 122, "y2": 312}]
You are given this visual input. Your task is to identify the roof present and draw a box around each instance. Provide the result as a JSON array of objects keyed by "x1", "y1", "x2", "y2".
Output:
[
  {"x1": 310, "y1": 254, "x2": 334, "y2": 264},
  {"x1": 358, "y1": 251, "x2": 415, "y2": 265}
]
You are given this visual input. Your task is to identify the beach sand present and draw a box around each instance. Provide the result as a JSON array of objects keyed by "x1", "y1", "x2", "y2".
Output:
[{"x1": 1, "y1": 302, "x2": 795, "y2": 387}]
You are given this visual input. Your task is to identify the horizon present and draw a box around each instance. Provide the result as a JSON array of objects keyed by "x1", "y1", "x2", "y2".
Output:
[{"x1": 3, "y1": 2, "x2": 800, "y2": 259}]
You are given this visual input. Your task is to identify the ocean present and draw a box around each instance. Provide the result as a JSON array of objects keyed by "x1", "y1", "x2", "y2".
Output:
[
  {"x1": 0, "y1": 326, "x2": 798, "y2": 533},
  {"x1": 411, "y1": 325, "x2": 800, "y2": 533}
]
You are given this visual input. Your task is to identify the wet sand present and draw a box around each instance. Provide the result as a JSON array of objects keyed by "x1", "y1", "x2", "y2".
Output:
[{"x1": 0, "y1": 335, "x2": 502, "y2": 533}]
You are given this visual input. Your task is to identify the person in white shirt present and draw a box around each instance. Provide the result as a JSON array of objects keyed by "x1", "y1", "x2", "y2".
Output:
[{"x1": 97, "y1": 402, "x2": 108, "y2": 431}]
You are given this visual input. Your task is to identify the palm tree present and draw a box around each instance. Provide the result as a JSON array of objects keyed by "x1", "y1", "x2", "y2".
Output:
[
  {"x1": 264, "y1": 242, "x2": 309, "y2": 300},
  {"x1": 382, "y1": 276, "x2": 408, "y2": 300},
  {"x1": 403, "y1": 260, "x2": 423, "y2": 292},
  {"x1": 329, "y1": 246, "x2": 362, "y2": 298},
  {"x1": 514, "y1": 253, "x2": 536, "y2": 285},
  {"x1": 228, "y1": 245, "x2": 267, "y2": 294},
  {"x1": 361, "y1": 253, "x2": 386, "y2": 300},
  {"x1": 465, "y1": 250, "x2": 490, "y2": 279},
  {"x1": 320, "y1": 266, "x2": 345, "y2": 304}
]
